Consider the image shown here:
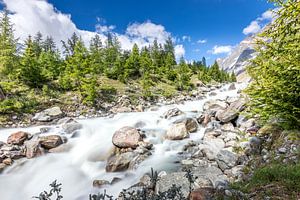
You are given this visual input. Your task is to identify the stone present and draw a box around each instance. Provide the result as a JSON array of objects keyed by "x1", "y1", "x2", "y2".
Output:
[
  {"x1": 134, "y1": 121, "x2": 146, "y2": 129},
  {"x1": 155, "y1": 172, "x2": 190, "y2": 198},
  {"x1": 39, "y1": 135, "x2": 63, "y2": 149},
  {"x1": 112, "y1": 126, "x2": 142, "y2": 149},
  {"x1": 24, "y1": 139, "x2": 44, "y2": 158},
  {"x1": 2, "y1": 158, "x2": 12, "y2": 165},
  {"x1": 216, "y1": 150, "x2": 238, "y2": 171},
  {"x1": 62, "y1": 123, "x2": 83, "y2": 135},
  {"x1": 106, "y1": 152, "x2": 136, "y2": 172},
  {"x1": 216, "y1": 99, "x2": 246, "y2": 123},
  {"x1": 203, "y1": 100, "x2": 228, "y2": 112},
  {"x1": 0, "y1": 163, "x2": 7, "y2": 173},
  {"x1": 48, "y1": 143, "x2": 72, "y2": 153},
  {"x1": 174, "y1": 118, "x2": 198, "y2": 133},
  {"x1": 166, "y1": 123, "x2": 189, "y2": 140},
  {"x1": 228, "y1": 83, "x2": 236, "y2": 91},
  {"x1": 278, "y1": 147, "x2": 287, "y2": 154},
  {"x1": 221, "y1": 123, "x2": 235, "y2": 132},
  {"x1": 93, "y1": 180, "x2": 110, "y2": 188},
  {"x1": 7, "y1": 131, "x2": 29, "y2": 145},
  {"x1": 162, "y1": 108, "x2": 184, "y2": 119},
  {"x1": 111, "y1": 106, "x2": 132, "y2": 113},
  {"x1": 190, "y1": 188, "x2": 215, "y2": 200},
  {"x1": 33, "y1": 106, "x2": 64, "y2": 122}
]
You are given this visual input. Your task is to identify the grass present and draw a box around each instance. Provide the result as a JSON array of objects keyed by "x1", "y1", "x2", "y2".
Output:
[{"x1": 231, "y1": 163, "x2": 300, "y2": 199}]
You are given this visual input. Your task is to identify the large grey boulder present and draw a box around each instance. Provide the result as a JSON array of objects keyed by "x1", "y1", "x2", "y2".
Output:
[
  {"x1": 24, "y1": 139, "x2": 44, "y2": 159},
  {"x1": 216, "y1": 99, "x2": 246, "y2": 123},
  {"x1": 174, "y1": 118, "x2": 198, "y2": 133},
  {"x1": 33, "y1": 107, "x2": 64, "y2": 122},
  {"x1": 112, "y1": 126, "x2": 142, "y2": 149},
  {"x1": 216, "y1": 150, "x2": 238, "y2": 171},
  {"x1": 106, "y1": 152, "x2": 136, "y2": 172},
  {"x1": 203, "y1": 100, "x2": 228, "y2": 113},
  {"x1": 166, "y1": 123, "x2": 189, "y2": 140},
  {"x1": 155, "y1": 172, "x2": 190, "y2": 198}
]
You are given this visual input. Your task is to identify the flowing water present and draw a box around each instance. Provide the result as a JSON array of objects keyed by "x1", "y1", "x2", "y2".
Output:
[{"x1": 0, "y1": 83, "x2": 246, "y2": 200}]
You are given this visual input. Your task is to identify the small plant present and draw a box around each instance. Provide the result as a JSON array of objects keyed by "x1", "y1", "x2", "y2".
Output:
[{"x1": 33, "y1": 180, "x2": 63, "y2": 200}]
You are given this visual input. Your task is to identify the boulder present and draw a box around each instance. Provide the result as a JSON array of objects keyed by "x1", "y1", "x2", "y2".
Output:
[
  {"x1": 155, "y1": 172, "x2": 190, "y2": 198},
  {"x1": 203, "y1": 100, "x2": 227, "y2": 112},
  {"x1": 112, "y1": 126, "x2": 142, "y2": 149},
  {"x1": 228, "y1": 83, "x2": 236, "y2": 91},
  {"x1": 190, "y1": 188, "x2": 215, "y2": 200},
  {"x1": 62, "y1": 122, "x2": 83, "y2": 135},
  {"x1": 166, "y1": 123, "x2": 189, "y2": 140},
  {"x1": 216, "y1": 99, "x2": 246, "y2": 123},
  {"x1": 162, "y1": 108, "x2": 184, "y2": 119},
  {"x1": 106, "y1": 152, "x2": 136, "y2": 172},
  {"x1": 93, "y1": 180, "x2": 110, "y2": 188},
  {"x1": 33, "y1": 106, "x2": 64, "y2": 122},
  {"x1": 24, "y1": 139, "x2": 44, "y2": 159},
  {"x1": 174, "y1": 118, "x2": 198, "y2": 133},
  {"x1": 39, "y1": 135, "x2": 63, "y2": 149},
  {"x1": 216, "y1": 150, "x2": 238, "y2": 171},
  {"x1": 7, "y1": 131, "x2": 29, "y2": 145}
]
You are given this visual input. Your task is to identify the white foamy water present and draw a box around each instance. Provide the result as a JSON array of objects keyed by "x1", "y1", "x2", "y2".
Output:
[{"x1": 0, "y1": 83, "x2": 246, "y2": 200}]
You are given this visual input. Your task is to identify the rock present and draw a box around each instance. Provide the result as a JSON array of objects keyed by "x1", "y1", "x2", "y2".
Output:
[
  {"x1": 93, "y1": 180, "x2": 110, "y2": 188},
  {"x1": 209, "y1": 92, "x2": 217, "y2": 96},
  {"x1": 190, "y1": 188, "x2": 215, "y2": 200},
  {"x1": 203, "y1": 100, "x2": 228, "y2": 112},
  {"x1": 33, "y1": 106, "x2": 64, "y2": 122},
  {"x1": 134, "y1": 121, "x2": 146, "y2": 129},
  {"x1": 246, "y1": 126, "x2": 259, "y2": 134},
  {"x1": 39, "y1": 135, "x2": 63, "y2": 149},
  {"x1": 106, "y1": 152, "x2": 136, "y2": 172},
  {"x1": 48, "y1": 143, "x2": 72, "y2": 153},
  {"x1": 228, "y1": 83, "x2": 236, "y2": 90},
  {"x1": 7, "y1": 131, "x2": 29, "y2": 145},
  {"x1": 111, "y1": 177, "x2": 122, "y2": 184},
  {"x1": 111, "y1": 106, "x2": 132, "y2": 113},
  {"x1": 221, "y1": 123, "x2": 235, "y2": 132},
  {"x1": 112, "y1": 127, "x2": 142, "y2": 149},
  {"x1": 192, "y1": 166, "x2": 227, "y2": 189},
  {"x1": 166, "y1": 123, "x2": 189, "y2": 140},
  {"x1": 155, "y1": 172, "x2": 190, "y2": 198},
  {"x1": 24, "y1": 139, "x2": 44, "y2": 158},
  {"x1": 174, "y1": 118, "x2": 198, "y2": 133},
  {"x1": 2, "y1": 158, "x2": 12, "y2": 165},
  {"x1": 216, "y1": 150, "x2": 238, "y2": 171},
  {"x1": 0, "y1": 163, "x2": 7, "y2": 173},
  {"x1": 62, "y1": 122, "x2": 82, "y2": 135},
  {"x1": 135, "y1": 105, "x2": 144, "y2": 112},
  {"x1": 216, "y1": 99, "x2": 246, "y2": 123},
  {"x1": 278, "y1": 147, "x2": 287, "y2": 154},
  {"x1": 162, "y1": 108, "x2": 184, "y2": 119}
]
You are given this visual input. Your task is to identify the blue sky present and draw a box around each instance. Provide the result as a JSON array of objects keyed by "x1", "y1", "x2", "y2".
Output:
[{"x1": 1, "y1": 0, "x2": 274, "y2": 64}]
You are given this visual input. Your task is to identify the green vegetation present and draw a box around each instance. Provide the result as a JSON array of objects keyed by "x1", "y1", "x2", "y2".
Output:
[
  {"x1": 245, "y1": 0, "x2": 300, "y2": 129},
  {"x1": 0, "y1": 10, "x2": 234, "y2": 117},
  {"x1": 231, "y1": 163, "x2": 300, "y2": 199}
]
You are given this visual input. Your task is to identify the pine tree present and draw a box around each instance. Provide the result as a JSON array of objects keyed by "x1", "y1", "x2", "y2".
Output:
[
  {"x1": 33, "y1": 32, "x2": 43, "y2": 57},
  {"x1": 19, "y1": 36, "x2": 45, "y2": 87},
  {"x1": 0, "y1": 10, "x2": 18, "y2": 77},
  {"x1": 124, "y1": 44, "x2": 140, "y2": 80},
  {"x1": 89, "y1": 34, "x2": 104, "y2": 74},
  {"x1": 175, "y1": 57, "x2": 192, "y2": 91},
  {"x1": 246, "y1": 0, "x2": 300, "y2": 128},
  {"x1": 230, "y1": 71, "x2": 237, "y2": 82},
  {"x1": 202, "y1": 57, "x2": 206, "y2": 67},
  {"x1": 62, "y1": 32, "x2": 80, "y2": 57}
]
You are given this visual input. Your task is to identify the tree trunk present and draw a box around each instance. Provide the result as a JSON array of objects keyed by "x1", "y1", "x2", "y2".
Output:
[{"x1": 0, "y1": 85, "x2": 5, "y2": 100}]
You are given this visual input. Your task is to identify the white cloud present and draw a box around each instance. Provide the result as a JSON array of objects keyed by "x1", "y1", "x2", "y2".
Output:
[
  {"x1": 174, "y1": 45, "x2": 185, "y2": 59},
  {"x1": 3, "y1": 0, "x2": 98, "y2": 47},
  {"x1": 197, "y1": 39, "x2": 207, "y2": 44},
  {"x1": 209, "y1": 45, "x2": 233, "y2": 55},
  {"x1": 1, "y1": 0, "x2": 185, "y2": 56},
  {"x1": 243, "y1": 9, "x2": 276, "y2": 35},
  {"x1": 182, "y1": 35, "x2": 191, "y2": 42},
  {"x1": 243, "y1": 21, "x2": 261, "y2": 35}
]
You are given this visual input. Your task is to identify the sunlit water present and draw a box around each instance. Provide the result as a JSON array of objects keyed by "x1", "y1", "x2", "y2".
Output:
[{"x1": 0, "y1": 83, "x2": 246, "y2": 200}]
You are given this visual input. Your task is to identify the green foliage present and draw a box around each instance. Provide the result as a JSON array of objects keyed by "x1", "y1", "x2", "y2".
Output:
[
  {"x1": 0, "y1": 10, "x2": 18, "y2": 77},
  {"x1": 245, "y1": 0, "x2": 300, "y2": 129},
  {"x1": 175, "y1": 58, "x2": 192, "y2": 91}
]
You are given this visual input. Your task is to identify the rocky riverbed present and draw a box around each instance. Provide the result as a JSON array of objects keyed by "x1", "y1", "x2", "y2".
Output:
[{"x1": 1, "y1": 82, "x2": 294, "y2": 200}]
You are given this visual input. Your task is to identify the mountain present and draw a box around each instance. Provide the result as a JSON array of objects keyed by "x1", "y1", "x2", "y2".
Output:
[{"x1": 217, "y1": 35, "x2": 257, "y2": 82}]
